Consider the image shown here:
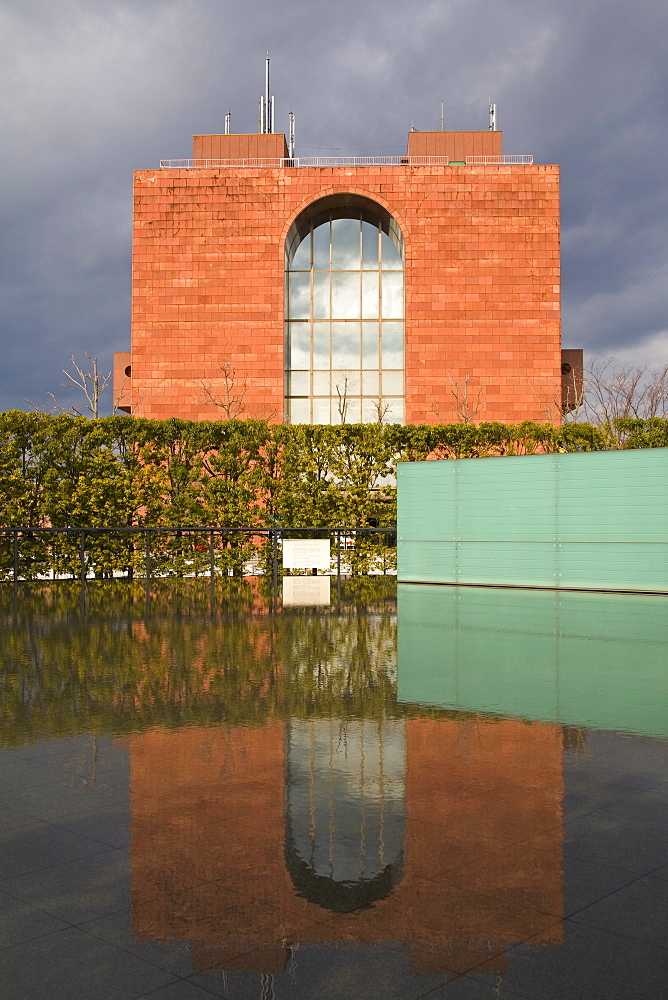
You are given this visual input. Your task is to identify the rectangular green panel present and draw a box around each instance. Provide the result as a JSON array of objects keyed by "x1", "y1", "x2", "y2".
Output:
[
  {"x1": 397, "y1": 584, "x2": 668, "y2": 738},
  {"x1": 397, "y1": 448, "x2": 668, "y2": 592}
]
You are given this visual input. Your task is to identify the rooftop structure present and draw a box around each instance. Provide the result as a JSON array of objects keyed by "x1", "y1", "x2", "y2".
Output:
[{"x1": 115, "y1": 115, "x2": 576, "y2": 424}]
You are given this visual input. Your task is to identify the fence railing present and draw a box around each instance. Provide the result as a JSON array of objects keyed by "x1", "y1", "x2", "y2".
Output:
[
  {"x1": 158, "y1": 154, "x2": 534, "y2": 169},
  {"x1": 0, "y1": 525, "x2": 397, "y2": 586}
]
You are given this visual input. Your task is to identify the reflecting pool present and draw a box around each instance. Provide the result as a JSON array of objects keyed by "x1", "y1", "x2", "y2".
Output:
[{"x1": 1, "y1": 579, "x2": 667, "y2": 1000}]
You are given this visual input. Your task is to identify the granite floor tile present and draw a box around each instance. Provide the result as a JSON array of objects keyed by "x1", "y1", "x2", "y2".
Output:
[
  {"x1": 0, "y1": 818, "x2": 120, "y2": 879},
  {"x1": 0, "y1": 782, "x2": 129, "y2": 823},
  {"x1": 137, "y1": 981, "x2": 220, "y2": 1000},
  {"x1": 564, "y1": 810, "x2": 668, "y2": 874},
  {"x1": 79, "y1": 909, "x2": 196, "y2": 977},
  {"x1": 0, "y1": 848, "x2": 130, "y2": 923},
  {"x1": 52, "y1": 809, "x2": 133, "y2": 849},
  {"x1": 570, "y1": 874, "x2": 668, "y2": 949},
  {"x1": 467, "y1": 920, "x2": 668, "y2": 1000},
  {"x1": 188, "y1": 942, "x2": 452, "y2": 999},
  {"x1": 561, "y1": 854, "x2": 642, "y2": 916},
  {"x1": 419, "y1": 978, "x2": 529, "y2": 998},
  {"x1": 590, "y1": 782, "x2": 668, "y2": 832},
  {"x1": 0, "y1": 890, "x2": 69, "y2": 949},
  {"x1": 0, "y1": 925, "x2": 175, "y2": 1000}
]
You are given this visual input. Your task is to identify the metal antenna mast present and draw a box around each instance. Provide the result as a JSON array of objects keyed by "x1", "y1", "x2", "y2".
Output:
[
  {"x1": 489, "y1": 102, "x2": 497, "y2": 131},
  {"x1": 224, "y1": 110, "x2": 231, "y2": 135},
  {"x1": 440, "y1": 98, "x2": 444, "y2": 132},
  {"x1": 288, "y1": 110, "x2": 295, "y2": 158},
  {"x1": 258, "y1": 53, "x2": 275, "y2": 134}
]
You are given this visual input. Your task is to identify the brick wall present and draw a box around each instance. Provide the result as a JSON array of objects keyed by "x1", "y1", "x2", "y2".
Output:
[{"x1": 126, "y1": 134, "x2": 560, "y2": 424}]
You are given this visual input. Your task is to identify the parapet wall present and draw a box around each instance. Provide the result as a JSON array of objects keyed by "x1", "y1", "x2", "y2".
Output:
[{"x1": 398, "y1": 448, "x2": 668, "y2": 592}]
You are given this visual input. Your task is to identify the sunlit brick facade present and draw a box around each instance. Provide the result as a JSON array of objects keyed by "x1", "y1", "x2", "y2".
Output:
[{"x1": 115, "y1": 129, "x2": 568, "y2": 424}]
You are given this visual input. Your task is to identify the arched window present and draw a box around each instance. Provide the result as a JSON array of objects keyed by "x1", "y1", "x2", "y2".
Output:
[{"x1": 285, "y1": 197, "x2": 405, "y2": 424}]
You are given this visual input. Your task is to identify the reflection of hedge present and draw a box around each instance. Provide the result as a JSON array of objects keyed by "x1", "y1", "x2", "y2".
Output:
[
  {"x1": 2, "y1": 412, "x2": 665, "y2": 578},
  {"x1": 0, "y1": 579, "x2": 402, "y2": 745}
]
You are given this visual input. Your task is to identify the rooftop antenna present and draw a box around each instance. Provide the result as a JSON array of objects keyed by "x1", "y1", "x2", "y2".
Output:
[
  {"x1": 224, "y1": 110, "x2": 231, "y2": 135},
  {"x1": 489, "y1": 101, "x2": 497, "y2": 131},
  {"x1": 258, "y1": 53, "x2": 275, "y2": 134},
  {"x1": 288, "y1": 110, "x2": 295, "y2": 158},
  {"x1": 440, "y1": 98, "x2": 444, "y2": 132}
]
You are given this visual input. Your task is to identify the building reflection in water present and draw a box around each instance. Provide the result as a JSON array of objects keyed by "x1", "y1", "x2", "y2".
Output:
[
  {"x1": 285, "y1": 718, "x2": 407, "y2": 912},
  {"x1": 128, "y1": 588, "x2": 568, "y2": 979}
]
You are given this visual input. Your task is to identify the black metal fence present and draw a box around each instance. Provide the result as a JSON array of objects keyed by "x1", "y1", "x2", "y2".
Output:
[{"x1": 0, "y1": 526, "x2": 398, "y2": 588}]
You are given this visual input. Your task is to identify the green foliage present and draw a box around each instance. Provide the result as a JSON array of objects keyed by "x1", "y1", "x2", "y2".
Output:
[
  {"x1": 613, "y1": 418, "x2": 668, "y2": 449},
  {"x1": 1, "y1": 411, "x2": 665, "y2": 578}
]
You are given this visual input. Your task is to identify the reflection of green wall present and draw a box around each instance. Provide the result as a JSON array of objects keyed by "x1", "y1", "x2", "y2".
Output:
[
  {"x1": 397, "y1": 449, "x2": 668, "y2": 591},
  {"x1": 397, "y1": 584, "x2": 668, "y2": 738}
]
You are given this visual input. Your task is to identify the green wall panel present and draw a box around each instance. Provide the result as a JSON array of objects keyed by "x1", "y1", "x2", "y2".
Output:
[
  {"x1": 397, "y1": 448, "x2": 668, "y2": 592},
  {"x1": 397, "y1": 584, "x2": 668, "y2": 738}
]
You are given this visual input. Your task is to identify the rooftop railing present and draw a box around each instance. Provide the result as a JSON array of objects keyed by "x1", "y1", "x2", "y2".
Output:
[{"x1": 158, "y1": 154, "x2": 534, "y2": 169}]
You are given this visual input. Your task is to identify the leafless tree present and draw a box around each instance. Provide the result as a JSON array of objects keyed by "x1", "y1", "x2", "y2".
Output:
[
  {"x1": 193, "y1": 360, "x2": 248, "y2": 419},
  {"x1": 580, "y1": 357, "x2": 668, "y2": 424},
  {"x1": 333, "y1": 373, "x2": 360, "y2": 424},
  {"x1": 370, "y1": 398, "x2": 392, "y2": 424},
  {"x1": 529, "y1": 356, "x2": 668, "y2": 427},
  {"x1": 26, "y1": 353, "x2": 111, "y2": 418},
  {"x1": 334, "y1": 376, "x2": 352, "y2": 423},
  {"x1": 429, "y1": 374, "x2": 486, "y2": 424}
]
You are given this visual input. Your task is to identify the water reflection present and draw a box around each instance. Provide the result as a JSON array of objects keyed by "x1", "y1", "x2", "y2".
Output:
[
  {"x1": 7, "y1": 580, "x2": 667, "y2": 989},
  {"x1": 397, "y1": 585, "x2": 668, "y2": 738},
  {"x1": 285, "y1": 718, "x2": 407, "y2": 912}
]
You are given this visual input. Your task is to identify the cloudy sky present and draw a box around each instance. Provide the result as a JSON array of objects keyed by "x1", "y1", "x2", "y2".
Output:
[{"x1": 1, "y1": 0, "x2": 667, "y2": 414}]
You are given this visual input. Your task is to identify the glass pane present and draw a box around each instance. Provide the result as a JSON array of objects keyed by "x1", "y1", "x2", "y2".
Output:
[
  {"x1": 382, "y1": 322, "x2": 404, "y2": 368},
  {"x1": 332, "y1": 272, "x2": 360, "y2": 319},
  {"x1": 289, "y1": 323, "x2": 310, "y2": 369},
  {"x1": 362, "y1": 272, "x2": 379, "y2": 319},
  {"x1": 362, "y1": 322, "x2": 379, "y2": 370},
  {"x1": 289, "y1": 397, "x2": 310, "y2": 423},
  {"x1": 313, "y1": 372, "x2": 331, "y2": 395},
  {"x1": 289, "y1": 273, "x2": 310, "y2": 320},
  {"x1": 362, "y1": 371, "x2": 379, "y2": 396},
  {"x1": 381, "y1": 231, "x2": 403, "y2": 270},
  {"x1": 290, "y1": 371, "x2": 310, "y2": 395},
  {"x1": 362, "y1": 222, "x2": 379, "y2": 269},
  {"x1": 362, "y1": 398, "x2": 380, "y2": 422},
  {"x1": 345, "y1": 398, "x2": 362, "y2": 423},
  {"x1": 382, "y1": 371, "x2": 404, "y2": 395},
  {"x1": 381, "y1": 272, "x2": 404, "y2": 318},
  {"x1": 313, "y1": 324, "x2": 330, "y2": 369},
  {"x1": 332, "y1": 323, "x2": 359, "y2": 369},
  {"x1": 313, "y1": 272, "x2": 330, "y2": 319},
  {"x1": 312, "y1": 222, "x2": 330, "y2": 270},
  {"x1": 383, "y1": 399, "x2": 405, "y2": 424},
  {"x1": 291, "y1": 233, "x2": 310, "y2": 270},
  {"x1": 330, "y1": 371, "x2": 360, "y2": 400},
  {"x1": 313, "y1": 398, "x2": 331, "y2": 424},
  {"x1": 331, "y1": 218, "x2": 360, "y2": 270}
]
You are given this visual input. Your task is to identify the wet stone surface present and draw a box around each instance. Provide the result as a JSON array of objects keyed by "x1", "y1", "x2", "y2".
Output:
[{"x1": 0, "y1": 579, "x2": 666, "y2": 999}]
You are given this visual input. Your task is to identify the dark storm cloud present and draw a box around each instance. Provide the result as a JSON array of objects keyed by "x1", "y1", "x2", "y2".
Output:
[{"x1": 1, "y1": 0, "x2": 667, "y2": 413}]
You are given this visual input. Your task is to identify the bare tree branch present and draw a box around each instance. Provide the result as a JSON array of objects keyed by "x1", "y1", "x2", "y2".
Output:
[
  {"x1": 446, "y1": 374, "x2": 485, "y2": 424},
  {"x1": 370, "y1": 398, "x2": 392, "y2": 424},
  {"x1": 25, "y1": 354, "x2": 110, "y2": 418},
  {"x1": 334, "y1": 375, "x2": 352, "y2": 423},
  {"x1": 581, "y1": 357, "x2": 668, "y2": 425},
  {"x1": 61, "y1": 354, "x2": 111, "y2": 418},
  {"x1": 193, "y1": 360, "x2": 248, "y2": 419}
]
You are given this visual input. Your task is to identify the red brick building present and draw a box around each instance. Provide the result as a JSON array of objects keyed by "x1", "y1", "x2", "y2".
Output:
[{"x1": 115, "y1": 128, "x2": 574, "y2": 424}]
